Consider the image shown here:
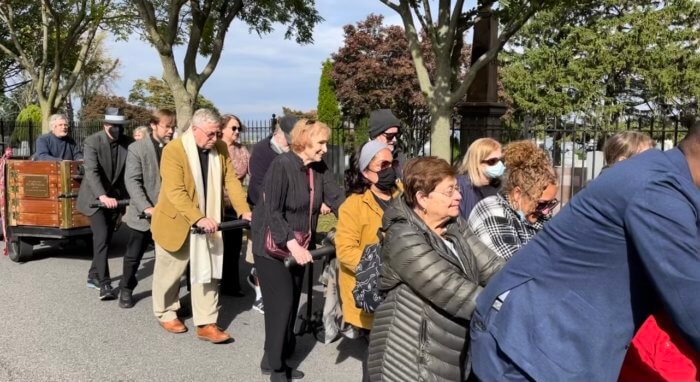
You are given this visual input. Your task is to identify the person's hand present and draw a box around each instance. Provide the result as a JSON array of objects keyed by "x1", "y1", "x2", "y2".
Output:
[
  {"x1": 143, "y1": 207, "x2": 155, "y2": 216},
  {"x1": 320, "y1": 203, "x2": 331, "y2": 215},
  {"x1": 98, "y1": 195, "x2": 118, "y2": 209},
  {"x1": 288, "y1": 239, "x2": 312, "y2": 265},
  {"x1": 195, "y1": 217, "x2": 219, "y2": 234},
  {"x1": 240, "y1": 212, "x2": 252, "y2": 221}
]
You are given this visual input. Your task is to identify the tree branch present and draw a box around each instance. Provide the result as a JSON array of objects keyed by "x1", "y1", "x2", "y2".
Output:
[
  {"x1": 393, "y1": 0, "x2": 434, "y2": 99},
  {"x1": 379, "y1": 0, "x2": 401, "y2": 13},
  {"x1": 183, "y1": 0, "x2": 207, "y2": 83},
  {"x1": 196, "y1": 0, "x2": 243, "y2": 88}
]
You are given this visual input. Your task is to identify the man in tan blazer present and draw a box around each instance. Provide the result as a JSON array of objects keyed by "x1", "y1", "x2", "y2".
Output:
[{"x1": 150, "y1": 108, "x2": 251, "y2": 343}]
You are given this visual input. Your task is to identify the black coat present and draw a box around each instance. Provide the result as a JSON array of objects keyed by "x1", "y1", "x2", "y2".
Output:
[{"x1": 367, "y1": 198, "x2": 504, "y2": 382}]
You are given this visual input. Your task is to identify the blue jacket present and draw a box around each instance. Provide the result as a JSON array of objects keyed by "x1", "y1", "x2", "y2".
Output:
[{"x1": 470, "y1": 148, "x2": 700, "y2": 381}]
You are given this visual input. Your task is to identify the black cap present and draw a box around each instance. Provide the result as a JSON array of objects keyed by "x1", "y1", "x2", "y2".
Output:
[{"x1": 368, "y1": 109, "x2": 401, "y2": 139}]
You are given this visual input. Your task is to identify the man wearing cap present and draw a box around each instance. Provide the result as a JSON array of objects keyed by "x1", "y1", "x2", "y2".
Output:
[
  {"x1": 368, "y1": 109, "x2": 405, "y2": 175},
  {"x1": 34, "y1": 113, "x2": 83, "y2": 161},
  {"x1": 77, "y1": 107, "x2": 133, "y2": 300}
]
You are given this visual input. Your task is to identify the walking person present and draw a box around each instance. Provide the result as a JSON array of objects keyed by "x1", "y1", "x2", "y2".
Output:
[
  {"x1": 118, "y1": 109, "x2": 175, "y2": 308},
  {"x1": 251, "y1": 119, "x2": 344, "y2": 381},
  {"x1": 150, "y1": 108, "x2": 251, "y2": 342},
  {"x1": 77, "y1": 107, "x2": 132, "y2": 300}
]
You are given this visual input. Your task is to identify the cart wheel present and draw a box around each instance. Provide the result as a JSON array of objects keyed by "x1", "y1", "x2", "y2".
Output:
[{"x1": 8, "y1": 238, "x2": 34, "y2": 263}]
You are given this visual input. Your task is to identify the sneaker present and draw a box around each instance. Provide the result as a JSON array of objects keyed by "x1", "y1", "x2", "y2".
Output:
[
  {"x1": 247, "y1": 268, "x2": 258, "y2": 289},
  {"x1": 252, "y1": 297, "x2": 264, "y2": 314},
  {"x1": 99, "y1": 284, "x2": 117, "y2": 301},
  {"x1": 86, "y1": 277, "x2": 100, "y2": 289}
]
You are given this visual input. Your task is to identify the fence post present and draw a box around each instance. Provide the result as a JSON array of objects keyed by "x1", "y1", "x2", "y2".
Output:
[
  {"x1": 29, "y1": 120, "x2": 34, "y2": 157},
  {"x1": 270, "y1": 113, "x2": 277, "y2": 135}
]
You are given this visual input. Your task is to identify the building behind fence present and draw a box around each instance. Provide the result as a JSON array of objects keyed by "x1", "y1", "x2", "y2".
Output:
[{"x1": 0, "y1": 114, "x2": 687, "y2": 209}]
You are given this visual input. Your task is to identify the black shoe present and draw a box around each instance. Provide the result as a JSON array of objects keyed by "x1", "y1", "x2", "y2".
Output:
[
  {"x1": 262, "y1": 366, "x2": 304, "y2": 381},
  {"x1": 269, "y1": 370, "x2": 287, "y2": 382},
  {"x1": 119, "y1": 288, "x2": 134, "y2": 308},
  {"x1": 99, "y1": 284, "x2": 116, "y2": 301},
  {"x1": 86, "y1": 277, "x2": 100, "y2": 289}
]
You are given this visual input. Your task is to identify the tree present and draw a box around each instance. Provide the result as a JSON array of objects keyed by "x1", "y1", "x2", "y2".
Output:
[
  {"x1": 501, "y1": 0, "x2": 700, "y2": 125},
  {"x1": 281, "y1": 106, "x2": 316, "y2": 119},
  {"x1": 131, "y1": 0, "x2": 323, "y2": 132},
  {"x1": 79, "y1": 94, "x2": 153, "y2": 124},
  {"x1": 379, "y1": 0, "x2": 582, "y2": 159},
  {"x1": 129, "y1": 76, "x2": 218, "y2": 113},
  {"x1": 0, "y1": 0, "x2": 115, "y2": 132},
  {"x1": 317, "y1": 60, "x2": 341, "y2": 128},
  {"x1": 11, "y1": 104, "x2": 42, "y2": 144},
  {"x1": 73, "y1": 33, "x2": 122, "y2": 110}
]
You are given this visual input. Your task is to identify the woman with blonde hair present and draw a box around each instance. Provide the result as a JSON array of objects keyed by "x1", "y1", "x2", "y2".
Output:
[
  {"x1": 132, "y1": 126, "x2": 149, "y2": 140},
  {"x1": 603, "y1": 131, "x2": 654, "y2": 167},
  {"x1": 250, "y1": 118, "x2": 345, "y2": 382},
  {"x1": 468, "y1": 140, "x2": 558, "y2": 260},
  {"x1": 456, "y1": 137, "x2": 503, "y2": 219}
]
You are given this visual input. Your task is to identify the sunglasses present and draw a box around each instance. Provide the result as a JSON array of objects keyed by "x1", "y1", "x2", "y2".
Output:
[
  {"x1": 535, "y1": 198, "x2": 559, "y2": 213},
  {"x1": 382, "y1": 131, "x2": 400, "y2": 141},
  {"x1": 230, "y1": 126, "x2": 242, "y2": 132},
  {"x1": 481, "y1": 157, "x2": 503, "y2": 166}
]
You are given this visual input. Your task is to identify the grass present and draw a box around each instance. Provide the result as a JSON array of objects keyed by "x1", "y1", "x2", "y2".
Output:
[{"x1": 317, "y1": 213, "x2": 338, "y2": 233}]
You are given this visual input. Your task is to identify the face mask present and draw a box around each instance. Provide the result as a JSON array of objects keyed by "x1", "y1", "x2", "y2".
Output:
[
  {"x1": 516, "y1": 210, "x2": 527, "y2": 221},
  {"x1": 484, "y1": 161, "x2": 506, "y2": 179},
  {"x1": 375, "y1": 167, "x2": 397, "y2": 192},
  {"x1": 109, "y1": 125, "x2": 124, "y2": 139}
]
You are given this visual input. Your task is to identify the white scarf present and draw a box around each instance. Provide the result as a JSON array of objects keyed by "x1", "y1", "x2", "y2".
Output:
[{"x1": 182, "y1": 129, "x2": 223, "y2": 284}]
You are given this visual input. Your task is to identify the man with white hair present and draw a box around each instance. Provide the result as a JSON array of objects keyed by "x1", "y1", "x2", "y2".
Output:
[
  {"x1": 34, "y1": 114, "x2": 83, "y2": 160},
  {"x1": 150, "y1": 108, "x2": 251, "y2": 343}
]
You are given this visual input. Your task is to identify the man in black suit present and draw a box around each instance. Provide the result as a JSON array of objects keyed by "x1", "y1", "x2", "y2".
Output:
[{"x1": 77, "y1": 107, "x2": 132, "y2": 300}]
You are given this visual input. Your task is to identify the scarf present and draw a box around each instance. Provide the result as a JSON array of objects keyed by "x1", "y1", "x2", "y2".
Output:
[{"x1": 182, "y1": 129, "x2": 223, "y2": 284}]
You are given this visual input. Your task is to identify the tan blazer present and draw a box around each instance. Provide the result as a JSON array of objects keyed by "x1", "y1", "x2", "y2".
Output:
[{"x1": 151, "y1": 138, "x2": 250, "y2": 252}]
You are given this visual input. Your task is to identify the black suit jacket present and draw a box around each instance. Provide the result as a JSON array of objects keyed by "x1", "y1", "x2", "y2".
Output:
[{"x1": 77, "y1": 130, "x2": 132, "y2": 216}]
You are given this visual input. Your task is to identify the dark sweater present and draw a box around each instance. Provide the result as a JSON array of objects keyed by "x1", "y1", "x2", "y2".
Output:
[
  {"x1": 247, "y1": 136, "x2": 279, "y2": 206},
  {"x1": 457, "y1": 174, "x2": 499, "y2": 219},
  {"x1": 35, "y1": 133, "x2": 83, "y2": 161}
]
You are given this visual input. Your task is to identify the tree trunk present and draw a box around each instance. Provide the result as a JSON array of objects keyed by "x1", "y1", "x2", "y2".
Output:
[
  {"x1": 430, "y1": 106, "x2": 452, "y2": 161},
  {"x1": 37, "y1": 98, "x2": 52, "y2": 134},
  {"x1": 160, "y1": 56, "x2": 196, "y2": 134}
]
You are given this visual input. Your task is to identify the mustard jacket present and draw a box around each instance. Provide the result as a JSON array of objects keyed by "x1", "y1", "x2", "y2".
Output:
[
  {"x1": 151, "y1": 138, "x2": 250, "y2": 252},
  {"x1": 335, "y1": 188, "x2": 399, "y2": 329}
]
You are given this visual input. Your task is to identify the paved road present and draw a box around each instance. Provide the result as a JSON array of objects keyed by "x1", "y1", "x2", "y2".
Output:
[{"x1": 0, "y1": 228, "x2": 363, "y2": 382}]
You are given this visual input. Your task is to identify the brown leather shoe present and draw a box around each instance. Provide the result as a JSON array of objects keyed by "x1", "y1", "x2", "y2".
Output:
[
  {"x1": 159, "y1": 318, "x2": 187, "y2": 334},
  {"x1": 196, "y1": 324, "x2": 231, "y2": 343}
]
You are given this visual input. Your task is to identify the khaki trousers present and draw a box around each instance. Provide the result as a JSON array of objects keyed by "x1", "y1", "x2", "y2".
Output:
[{"x1": 152, "y1": 240, "x2": 219, "y2": 326}]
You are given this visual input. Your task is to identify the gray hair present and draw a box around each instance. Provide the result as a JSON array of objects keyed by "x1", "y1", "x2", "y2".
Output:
[
  {"x1": 190, "y1": 108, "x2": 221, "y2": 128},
  {"x1": 48, "y1": 114, "x2": 67, "y2": 128},
  {"x1": 133, "y1": 126, "x2": 150, "y2": 137}
]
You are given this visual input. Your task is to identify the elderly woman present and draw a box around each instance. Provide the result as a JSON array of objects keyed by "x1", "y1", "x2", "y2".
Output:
[
  {"x1": 251, "y1": 119, "x2": 344, "y2": 382},
  {"x1": 456, "y1": 137, "x2": 503, "y2": 219},
  {"x1": 603, "y1": 130, "x2": 654, "y2": 168},
  {"x1": 468, "y1": 140, "x2": 558, "y2": 260},
  {"x1": 132, "y1": 126, "x2": 149, "y2": 141},
  {"x1": 367, "y1": 156, "x2": 504, "y2": 382},
  {"x1": 219, "y1": 114, "x2": 251, "y2": 296}
]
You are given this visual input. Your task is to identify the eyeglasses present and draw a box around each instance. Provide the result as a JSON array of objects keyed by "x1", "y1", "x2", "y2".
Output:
[
  {"x1": 195, "y1": 125, "x2": 221, "y2": 139},
  {"x1": 481, "y1": 157, "x2": 503, "y2": 166},
  {"x1": 231, "y1": 126, "x2": 242, "y2": 132},
  {"x1": 535, "y1": 198, "x2": 559, "y2": 213},
  {"x1": 382, "y1": 131, "x2": 400, "y2": 141},
  {"x1": 433, "y1": 185, "x2": 461, "y2": 198}
]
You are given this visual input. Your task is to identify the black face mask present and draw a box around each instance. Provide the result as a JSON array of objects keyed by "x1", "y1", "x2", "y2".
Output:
[
  {"x1": 108, "y1": 125, "x2": 124, "y2": 139},
  {"x1": 375, "y1": 167, "x2": 397, "y2": 192}
]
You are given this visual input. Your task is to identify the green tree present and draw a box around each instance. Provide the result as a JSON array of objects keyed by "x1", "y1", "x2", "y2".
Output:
[
  {"x1": 379, "y1": 0, "x2": 587, "y2": 160},
  {"x1": 501, "y1": 0, "x2": 700, "y2": 126},
  {"x1": 128, "y1": 77, "x2": 218, "y2": 114},
  {"x1": 317, "y1": 60, "x2": 341, "y2": 128},
  {"x1": 11, "y1": 104, "x2": 42, "y2": 143},
  {"x1": 131, "y1": 0, "x2": 323, "y2": 132},
  {"x1": 0, "y1": 0, "x2": 116, "y2": 132}
]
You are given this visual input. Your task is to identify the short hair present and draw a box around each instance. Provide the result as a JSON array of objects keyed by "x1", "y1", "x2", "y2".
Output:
[
  {"x1": 133, "y1": 126, "x2": 150, "y2": 137},
  {"x1": 190, "y1": 108, "x2": 221, "y2": 128},
  {"x1": 501, "y1": 140, "x2": 557, "y2": 200},
  {"x1": 457, "y1": 138, "x2": 501, "y2": 186},
  {"x1": 402, "y1": 156, "x2": 456, "y2": 209},
  {"x1": 48, "y1": 114, "x2": 67, "y2": 128},
  {"x1": 290, "y1": 119, "x2": 330, "y2": 153},
  {"x1": 603, "y1": 131, "x2": 654, "y2": 165},
  {"x1": 150, "y1": 109, "x2": 175, "y2": 126},
  {"x1": 221, "y1": 113, "x2": 245, "y2": 132}
]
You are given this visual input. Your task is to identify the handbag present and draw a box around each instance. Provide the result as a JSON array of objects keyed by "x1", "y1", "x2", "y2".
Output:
[{"x1": 264, "y1": 167, "x2": 314, "y2": 261}]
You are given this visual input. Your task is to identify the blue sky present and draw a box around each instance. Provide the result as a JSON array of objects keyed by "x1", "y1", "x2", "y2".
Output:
[{"x1": 107, "y1": 1, "x2": 404, "y2": 122}]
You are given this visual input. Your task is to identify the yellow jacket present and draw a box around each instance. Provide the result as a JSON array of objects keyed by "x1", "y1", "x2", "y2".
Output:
[
  {"x1": 151, "y1": 138, "x2": 250, "y2": 252},
  {"x1": 336, "y1": 188, "x2": 399, "y2": 329}
]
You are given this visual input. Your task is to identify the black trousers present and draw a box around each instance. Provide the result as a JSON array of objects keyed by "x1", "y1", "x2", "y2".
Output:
[
  {"x1": 220, "y1": 228, "x2": 243, "y2": 293},
  {"x1": 256, "y1": 255, "x2": 305, "y2": 371},
  {"x1": 120, "y1": 227, "x2": 152, "y2": 291},
  {"x1": 87, "y1": 209, "x2": 120, "y2": 286}
]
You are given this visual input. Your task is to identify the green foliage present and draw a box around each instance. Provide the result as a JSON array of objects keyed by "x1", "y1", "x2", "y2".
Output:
[
  {"x1": 317, "y1": 60, "x2": 344, "y2": 144},
  {"x1": 502, "y1": 0, "x2": 700, "y2": 125},
  {"x1": 128, "y1": 77, "x2": 218, "y2": 114},
  {"x1": 11, "y1": 104, "x2": 42, "y2": 143}
]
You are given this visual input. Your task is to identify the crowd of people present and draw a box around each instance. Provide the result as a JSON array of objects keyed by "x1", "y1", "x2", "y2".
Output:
[{"x1": 28, "y1": 107, "x2": 700, "y2": 381}]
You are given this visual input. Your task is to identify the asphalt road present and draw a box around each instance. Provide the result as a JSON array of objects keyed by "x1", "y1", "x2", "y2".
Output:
[{"x1": 0, "y1": 228, "x2": 364, "y2": 382}]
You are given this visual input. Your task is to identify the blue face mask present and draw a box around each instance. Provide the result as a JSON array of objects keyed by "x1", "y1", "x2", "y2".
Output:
[
  {"x1": 484, "y1": 161, "x2": 506, "y2": 179},
  {"x1": 516, "y1": 209, "x2": 527, "y2": 221}
]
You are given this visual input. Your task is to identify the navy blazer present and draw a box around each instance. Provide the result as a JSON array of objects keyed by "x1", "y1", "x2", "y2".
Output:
[{"x1": 470, "y1": 148, "x2": 700, "y2": 381}]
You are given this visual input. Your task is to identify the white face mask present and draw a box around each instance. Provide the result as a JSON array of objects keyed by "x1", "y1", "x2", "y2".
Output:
[{"x1": 484, "y1": 160, "x2": 506, "y2": 179}]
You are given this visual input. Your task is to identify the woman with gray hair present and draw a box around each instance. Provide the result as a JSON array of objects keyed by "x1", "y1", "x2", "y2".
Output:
[{"x1": 132, "y1": 126, "x2": 149, "y2": 141}]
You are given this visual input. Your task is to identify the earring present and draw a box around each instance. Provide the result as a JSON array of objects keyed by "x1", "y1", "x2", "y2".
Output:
[{"x1": 422, "y1": 207, "x2": 427, "y2": 215}]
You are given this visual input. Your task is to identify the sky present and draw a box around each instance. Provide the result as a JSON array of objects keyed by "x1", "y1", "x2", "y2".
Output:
[{"x1": 107, "y1": 1, "x2": 405, "y2": 122}]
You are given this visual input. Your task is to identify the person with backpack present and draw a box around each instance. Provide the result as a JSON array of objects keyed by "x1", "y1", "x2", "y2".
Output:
[
  {"x1": 335, "y1": 141, "x2": 400, "y2": 380},
  {"x1": 366, "y1": 156, "x2": 504, "y2": 382}
]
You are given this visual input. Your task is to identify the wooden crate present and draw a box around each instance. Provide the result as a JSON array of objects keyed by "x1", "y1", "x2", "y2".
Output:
[{"x1": 6, "y1": 160, "x2": 90, "y2": 229}]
